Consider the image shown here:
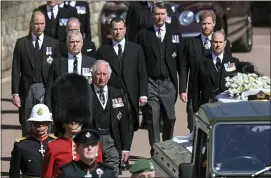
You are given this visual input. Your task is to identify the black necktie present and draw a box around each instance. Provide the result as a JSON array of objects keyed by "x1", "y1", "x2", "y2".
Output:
[
  {"x1": 73, "y1": 56, "x2": 78, "y2": 73},
  {"x1": 157, "y1": 28, "x2": 161, "y2": 41},
  {"x1": 118, "y1": 44, "x2": 122, "y2": 58},
  {"x1": 35, "y1": 36, "x2": 39, "y2": 52},
  {"x1": 51, "y1": 8, "x2": 55, "y2": 20},
  {"x1": 99, "y1": 89, "x2": 105, "y2": 105},
  {"x1": 216, "y1": 57, "x2": 222, "y2": 72}
]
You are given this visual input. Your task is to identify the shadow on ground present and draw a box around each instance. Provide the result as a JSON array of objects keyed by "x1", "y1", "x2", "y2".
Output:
[
  {"x1": 1, "y1": 110, "x2": 19, "y2": 114},
  {"x1": 1, "y1": 125, "x2": 21, "y2": 130},
  {"x1": 1, "y1": 157, "x2": 11, "y2": 162}
]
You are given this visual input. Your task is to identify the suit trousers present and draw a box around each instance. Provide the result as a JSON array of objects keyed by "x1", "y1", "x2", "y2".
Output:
[
  {"x1": 100, "y1": 134, "x2": 120, "y2": 177},
  {"x1": 187, "y1": 98, "x2": 195, "y2": 132},
  {"x1": 23, "y1": 83, "x2": 45, "y2": 136},
  {"x1": 145, "y1": 77, "x2": 176, "y2": 149}
]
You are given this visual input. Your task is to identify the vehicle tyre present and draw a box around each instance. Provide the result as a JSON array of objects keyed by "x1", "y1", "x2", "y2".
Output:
[{"x1": 232, "y1": 13, "x2": 253, "y2": 52}]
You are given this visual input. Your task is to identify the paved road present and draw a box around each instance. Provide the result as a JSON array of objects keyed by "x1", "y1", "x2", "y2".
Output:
[{"x1": 1, "y1": 27, "x2": 270, "y2": 177}]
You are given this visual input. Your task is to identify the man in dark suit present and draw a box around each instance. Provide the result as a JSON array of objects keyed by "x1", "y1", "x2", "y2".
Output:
[
  {"x1": 136, "y1": 2, "x2": 181, "y2": 156},
  {"x1": 59, "y1": 1, "x2": 92, "y2": 40},
  {"x1": 90, "y1": 60, "x2": 132, "y2": 176},
  {"x1": 198, "y1": 31, "x2": 240, "y2": 107},
  {"x1": 97, "y1": 18, "x2": 148, "y2": 137},
  {"x1": 45, "y1": 31, "x2": 96, "y2": 111},
  {"x1": 12, "y1": 11, "x2": 61, "y2": 136},
  {"x1": 179, "y1": 10, "x2": 232, "y2": 139},
  {"x1": 125, "y1": 1, "x2": 154, "y2": 42},
  {"x1": 38, "y1": 1, "x2": 78, "y2": 42},
  {"x1": 59, "y1": 17, "x2": 96, "y2": 58}
]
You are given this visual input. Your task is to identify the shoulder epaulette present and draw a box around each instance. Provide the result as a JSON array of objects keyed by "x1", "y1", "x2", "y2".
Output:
[
  {"x1": 15, "y1": 135, "x2": 30, "y2": 143},
  {"x1": 48, "y1": 134, "x2": 57, "y2": 139}
]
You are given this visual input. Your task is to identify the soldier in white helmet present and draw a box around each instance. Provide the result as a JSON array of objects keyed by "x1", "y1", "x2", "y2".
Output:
[{"x1": 9, "y1": 104, "x2": 56, "y2": 178}]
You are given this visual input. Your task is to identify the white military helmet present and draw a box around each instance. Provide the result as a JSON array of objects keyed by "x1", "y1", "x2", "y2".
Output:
[{"x1": 27, "y1": 104, "x2": 53, "y2": 122}]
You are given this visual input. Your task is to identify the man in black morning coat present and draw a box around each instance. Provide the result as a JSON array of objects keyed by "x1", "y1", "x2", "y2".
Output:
[
  {"x1": 11, "y1": 11, "x2": 61, "y2": 136},
  {"x1": 38, "y1": 1, "x2": 78, "y2": 42},
  {"x1": 197, "y1": 31, "x2": 240, "y2": 108},
  {"x1": 97, "y1": 18, "x2": 148, "y2": 135},
  {"x1": 89, "y1": 60, "x2": 132, "y2": 176},
  {"x1": 179, "y1": 10, "x2": 232, "y2": 139},
  {"x1": 136, "y1": 2, "x2": 182, "y2": 156},
  {"x1": 59, "y1": 1, "x2": 92, "y2": 40},
  {"x1": 58, "y1": 18, "x2": 96, "y2": 58},
  {"x1": 45, "y1": 31, "x2": 96, "y2": 113}
]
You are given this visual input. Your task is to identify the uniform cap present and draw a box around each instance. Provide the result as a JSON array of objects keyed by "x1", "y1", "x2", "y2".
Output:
[
  {"x1": 27, "y1": 104, "x2": 53, "y2": 122},
  {"x1": 130, "y1": 159, "x2": 154, "y2": 174},
  {"x1": 73, "y1": 129, "x2": 100, "y2": 145}
]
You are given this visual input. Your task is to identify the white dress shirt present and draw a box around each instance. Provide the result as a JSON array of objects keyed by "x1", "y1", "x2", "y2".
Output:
[
  {"x1": 94, "y1": 84, "x2": 108, "y2": 109},
  {"x1": 46, "y1": 5, "x2": 59, "y2": 19},
  {"x1": 32, "y1": 33, "x2": 44, "y2": 50},
  {"x1": 154, "y1": 23, "x2": 166, "y2": 42},
  {"x1": 212, "y1": 52, "x2": 224, "y2": 70},
  {"x1": 68, "y1": 53, "x2": 82, "y2": 74},
  {"x1": 112, "y1": 38, "x2": 125, "y2": 56}
]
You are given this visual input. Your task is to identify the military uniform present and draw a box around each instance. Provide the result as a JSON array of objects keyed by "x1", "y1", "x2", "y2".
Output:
[
  {"x1": 58, "y1": 129, "x2": 116, "y2": 177},
  {"x1": 9, "y1": 134, "x2": 56, "y2": 178},
  {"x1": 58, "y1": 161, "x2": 116, "y2": 178},
  {"x1": 41, "y1": 137, "x2": 103, "y2": 178}
]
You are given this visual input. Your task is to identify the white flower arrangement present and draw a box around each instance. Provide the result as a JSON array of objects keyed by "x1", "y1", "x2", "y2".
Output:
[{"x1": 225, "y1": 73, "x2": 270, "y2": 100}]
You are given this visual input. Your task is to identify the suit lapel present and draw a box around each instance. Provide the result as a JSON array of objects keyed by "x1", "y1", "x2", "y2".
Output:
[
  {"x1": 60, "y1": 57, "x2": 68, "y2": 75},
  {"x1": 203, "y1": 55, "x2": 217, "y2": 84},
  {"x1": 25, "y1": 35, "x2": 35, "y2": 68},
  {"x1": 108, "y1": 44, "x2": 121, "y2": 74},
  {"x1": 165, "y1": 25, "x2": 171, "y2": 60},
  {"x1": 147, "y1": 27, "x2": 160, "y2": 60},
  {"x1": 193, "y1": 35, "x2": 203, "y2": 59}
]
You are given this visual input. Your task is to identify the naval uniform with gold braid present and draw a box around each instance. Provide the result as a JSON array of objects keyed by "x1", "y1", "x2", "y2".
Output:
[
  {"x1": 58, "y1": 160, "x2": 116, "y2": 178},
  {"x1": 9, "y1": 134, "x2": 56, "y2": 178}
]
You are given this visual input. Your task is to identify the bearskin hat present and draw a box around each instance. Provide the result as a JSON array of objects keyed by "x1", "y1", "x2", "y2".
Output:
[{"x1": 51, "y1": 73, "x2": 92, "y2": 131}]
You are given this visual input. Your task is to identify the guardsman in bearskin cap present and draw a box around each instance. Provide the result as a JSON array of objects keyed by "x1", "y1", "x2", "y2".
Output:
[
  {"x1": 9, "y1": 104, "x2": 55, "y2": 178},
  {"x1": 58, "y1": 129, "x2": 116, "y2": 178},
  {"x1": 41, "y1": 73, "x2": 103, "y2": 178}
]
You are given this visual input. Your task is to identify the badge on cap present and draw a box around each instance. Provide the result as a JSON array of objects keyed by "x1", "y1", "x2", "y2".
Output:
[
  {"x1": 96, "y1": 168, "x2": 104, "y2": 178},
  {"x1": 86, "y1": 132, "x2": 91, "y2": 138},
  {"x1": 37, "y1": 108, "x2": 43, "y2": 116}
]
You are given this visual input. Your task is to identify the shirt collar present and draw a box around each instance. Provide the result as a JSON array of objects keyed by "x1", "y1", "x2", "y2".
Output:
[
  {"x1": 112, "y1": 38, "x2": 125, "y2": 48},
  {"x1": 212, "y1": 52, "x2": 224, "y2": 61},
  {"x1": 69, "y1": 1, "x2": 76, "y2": 7},
  {"x1": 46, "y1": 4, "x2": 58, "y2": 11},
  {"x1": 94, "y1": 84, "x2": 108, "y2": 93},
  {"x1": 154, "y1": 23, "x2": 166, "y2": 32},
  {"x1": 201, "y1": 33, "x2": 212, "y2": 42},
  {"x1": 31, "y1": 33, "x2": 44, "y2": 41},
  {"x1": 68, "y1": 52, "x2": 82, "y2": 60}
]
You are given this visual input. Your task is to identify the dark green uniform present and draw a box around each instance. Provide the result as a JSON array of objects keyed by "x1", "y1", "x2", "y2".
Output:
[
  {"x1": 9, "y1": 134, "x2": 56, "y2": 178},
  {"x1": 58, "y1": 160, "x2": 116, "y2": 178}
]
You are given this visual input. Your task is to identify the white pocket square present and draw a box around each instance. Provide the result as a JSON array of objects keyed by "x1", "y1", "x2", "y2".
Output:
[{"x1": 86, "y1": 49, "x2": 92, "y2": 52}]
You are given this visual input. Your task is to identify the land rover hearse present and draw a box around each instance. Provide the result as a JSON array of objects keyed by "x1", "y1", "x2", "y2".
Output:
[{"x1": 151, "y1": 101, "x2": 270, "y2": 178}]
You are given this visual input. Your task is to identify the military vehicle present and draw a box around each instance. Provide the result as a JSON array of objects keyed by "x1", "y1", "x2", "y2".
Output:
[{"x1": 151, "y1": 101, "x2": 270, "y2": 178}]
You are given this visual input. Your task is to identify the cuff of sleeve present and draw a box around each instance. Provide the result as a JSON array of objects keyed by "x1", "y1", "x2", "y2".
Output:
[
  {"x1": 12, "y1": 94, "x2": 19, "y2": 96},
  {"x1": 140, "y1": 96, "x2": 147, "y2": 99},
  {"x1": 122, "y1": 150, "x2": 130, "y2": 152}
]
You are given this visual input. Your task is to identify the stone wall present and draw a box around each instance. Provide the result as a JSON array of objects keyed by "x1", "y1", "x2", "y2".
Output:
[{"x1": 1, "y1": 1, "x2": 105, "y2": 79}]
